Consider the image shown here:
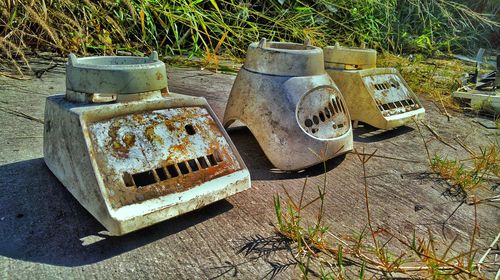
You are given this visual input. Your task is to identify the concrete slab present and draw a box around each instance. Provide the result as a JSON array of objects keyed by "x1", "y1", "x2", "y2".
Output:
[{"x1": 0, "y1": 60, "x2": 498, "y2": 279}]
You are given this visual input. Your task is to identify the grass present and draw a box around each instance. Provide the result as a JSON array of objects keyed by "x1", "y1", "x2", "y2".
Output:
[
  {"x1": 271, "y1": 147, "x2": 490, "y2": 279},
  {"x1": 0, "y1": 0, "x2": 498, "y2": 77},
  {"x1": 414, "y1": 118, "x2": 499, "y2": 202}
]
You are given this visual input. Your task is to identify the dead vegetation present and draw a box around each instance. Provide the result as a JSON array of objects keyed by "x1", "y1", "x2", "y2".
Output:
[
  {"x1": 268, "y1": 146, "x2": 498, "y2": 279},
  {"x1": 378, "y1": 53, "x2": 477, "y2": 113}
]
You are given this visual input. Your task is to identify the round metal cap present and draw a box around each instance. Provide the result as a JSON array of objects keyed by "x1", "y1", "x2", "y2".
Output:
[
  {"x1": 324, "y1": 44, "x2": 377, "y2": 70},
  {"x1": 243, "y1": 38, "x2": 325, "y2": 76},
  {"x1": 66, "y1": 52, "x2": 168, "y2": 94}
]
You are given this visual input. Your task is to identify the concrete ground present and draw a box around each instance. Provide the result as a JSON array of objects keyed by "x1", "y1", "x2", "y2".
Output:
[{"x1": 0, "y1": 58, "x2": 498, "y2": 279}]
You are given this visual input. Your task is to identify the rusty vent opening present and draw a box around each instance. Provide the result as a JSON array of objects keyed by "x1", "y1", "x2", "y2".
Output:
[
  {"x1": 132, "y1": 171, "x2": 157, "y2": 187},
  {"x1": 377, "y1": 98, "x2": 419, "y2": 113},
  {"x1": 123, "y1": 153, "x2": 224, "y2": 188}
]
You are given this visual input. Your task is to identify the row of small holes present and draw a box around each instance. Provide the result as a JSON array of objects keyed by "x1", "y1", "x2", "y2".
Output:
[
  {"x1": 377, "y1": 99, "x2": 418, "y2": 112},
  {"x1": 304, "y1": 97, "x2": 346, "y2": 133},
  {"x1": 374, "y1": 82, "x2": 398, "y2": 91},
  {"x1": 124, "y1": 153, "x2": 223, "y2": 187}
]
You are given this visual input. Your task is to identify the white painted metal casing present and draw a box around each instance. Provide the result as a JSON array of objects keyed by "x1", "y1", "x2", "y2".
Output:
[
  {"x1": 324, "y1": 45, "x2": 425, "y2": 129},
  {"x1": 43, "y1": 53, "x2": 251, "y2": 235},
  {"x1": 224, "y1": 40, "x2": 353, "y2": 171}
]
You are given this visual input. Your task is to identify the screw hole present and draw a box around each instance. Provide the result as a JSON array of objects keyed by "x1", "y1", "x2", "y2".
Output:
[{"x1": 185, "y1": 124, "x2": 196, "y2": 135}]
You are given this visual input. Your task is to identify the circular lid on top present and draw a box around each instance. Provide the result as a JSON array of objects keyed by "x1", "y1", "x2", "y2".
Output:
[
  {"x1": 66, "y1": 51, "x2": 168, "y2": 94},
  {"x1": 243, "y1": 38, "x2": 325, "y2": 76},
  {"x1": 324, "y1": 44, "x2": 377, "y2": 69}
]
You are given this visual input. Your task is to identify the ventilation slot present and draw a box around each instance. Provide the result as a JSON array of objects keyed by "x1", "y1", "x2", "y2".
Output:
[
  {"x1": 303, "y1": 97, "x2": 348, "y2": 134},
  {"x1": 132, "y1": 171, "x2": 157, "y2": 187},
  {"x1": 123, "y1": 152, "x2": 224, "y2": 188},
  {"x1": 378, "y1": 98, "x2": 420, "y2": 115}
]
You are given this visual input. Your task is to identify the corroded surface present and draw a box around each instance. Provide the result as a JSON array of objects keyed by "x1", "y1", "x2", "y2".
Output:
[
  {"x1": 88, "y1": 107, "x2": 241, "y2": 208},
  {"x1": 363, "y1": 73, "x2": 421, "y2": 116}
]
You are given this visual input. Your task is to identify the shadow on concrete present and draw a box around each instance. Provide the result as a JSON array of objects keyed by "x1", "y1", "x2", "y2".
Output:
[
  {"x1": 0, "y1": 158, "x2": 233, "y2": 267},
  {"x1": 353, "y1": 122, "x2": 414, "y2": 143},
  {"x1": 226, "y1": 126, "x2": 345, "y2": 181}
]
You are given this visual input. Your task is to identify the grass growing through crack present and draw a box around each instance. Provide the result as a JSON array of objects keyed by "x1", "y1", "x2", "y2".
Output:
[
  {"x1": 272, "y1": 147, "x2": 488, "y2": 279},
  {"x1": 414, "y1": 118, "x2": 499, "y2": 202}
]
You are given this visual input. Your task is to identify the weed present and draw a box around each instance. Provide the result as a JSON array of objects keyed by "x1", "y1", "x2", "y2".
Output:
[{"x1": 270, "y1": 147, "x2": 489, "y2": 278}]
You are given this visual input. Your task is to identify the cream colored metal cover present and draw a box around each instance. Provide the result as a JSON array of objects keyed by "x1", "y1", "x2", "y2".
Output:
[
  {"x1": 224, "y1": 39, "x2": 353, "y2": 171},
  {"x1": 43, "y1": 54, "x2": 251, "y2": 235},
  {"x1": 324, "y1": 46, "x2": 425, "y2": 129}
]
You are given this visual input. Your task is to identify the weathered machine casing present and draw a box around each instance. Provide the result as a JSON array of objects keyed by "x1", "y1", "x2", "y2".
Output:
[
  {"x1": 44, "y1": 53, "x2": 250, "y2": 235},
  {"x1": 324, "y1": 45, "x2": 425, "y2": 129},
  {"x1": 224, "y1": 40, "x2": 353, "y2": 171}
]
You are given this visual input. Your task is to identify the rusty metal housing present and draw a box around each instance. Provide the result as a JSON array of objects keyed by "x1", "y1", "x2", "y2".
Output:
[
  {"x1": 324, "y1": 44, "x2": 425, "y2": 129},
  {"x1": 43, "y1": 52, "x2": 251, "y2": 235},
  {"x1": 223, "y1": 39, "x2": 353, "y2": 171}
]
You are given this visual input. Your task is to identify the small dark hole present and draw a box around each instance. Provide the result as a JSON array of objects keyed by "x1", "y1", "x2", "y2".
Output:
[
  {"x1": 388, "y1": 102, "x2": 396, "y2": 109},
  {"x1": 332, "y1": 123, "x2": 337, "y2": 129},
  {"x1": 123, "y1": 172, "x2": 135, "y2": 187},
  {"x1": 338, "y1": 123, "x2": 344, "y2": 128},
  {"x1": 198, "y1": 157, "x2": 209, "y2": 169},
  {"x1": 185, "y1": 124, "x2": 196, "y2": 135},
  {"x1": 324, "y1": 107, "x2": 331, "y2": 118},
  {"x1": 338, "y1": 99, "x2": 346, "y2": 112},
  {"x1": 207, "y1": 154, "x2": 218, "y2": 166},
  {"x1": 332, "y1": 99, "x2": 340, "y2": 113},
  {"x1": 156, "y1": 168, "x2": 168, "y2": 181},
  {"x1": 188, "y1": 159, "x2": 199, "y2": 171},
  {"x1": 304, "y1": 119, "x2": 313, "y2": 127},
  {"x1": 391, "y1": 83, "x2": 397, "y2": 88},
  {"x1": 132, "y1": 170, "x2": 157, "y2": 187},
  {"x1": 313, "y1": 115, "x2": 319, "y2": 125},
  {"x1": 374, "y1": 84, "x2": 380, "y2": 90},
  {"x1": 166, "y1": 164, "x2": 179, "y2": 177},
  {"x1": 329, "y1": 102, "x2": 335, "y2": 115},
  {"x1": 311, "y1": 128, "x2": 318, "y2": 133},
  {"x1": 177, "y1": 162, "x2": 190, "y2": 174},
  {"x1": 407, "y1": 99, "x2": 415, "y2": 105},
  {"x1": 382, "y1": 104, "x2": 390, "y2": 110},
  {"x1": 319, "y1": 111, "x2": 325, "y2": 122}
]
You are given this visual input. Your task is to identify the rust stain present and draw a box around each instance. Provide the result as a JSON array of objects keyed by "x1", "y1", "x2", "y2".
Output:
[
  {"x1": 156, "y1": 71, "x2": 164, "y2": 80},
  {"x1": 107, "y1": 121, "x2": 133, "y2": 158},
  {"x1": 145, "y1": 124, "x2": 164, "y2": 145},
  {"x1": 132, "y1": 114, "x2": 145, "y2": 124},
  {"x1": 89, "y1": 107, "x2": 242, "y2": 208}
]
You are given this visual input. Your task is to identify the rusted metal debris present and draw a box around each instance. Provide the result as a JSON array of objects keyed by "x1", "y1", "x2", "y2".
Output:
[
  {"x1": 43, "y1": 52, "x2": 251, "y2": 235},
  {"x1": 223, "y1": 38, "x2": 353, "y2": 171}
]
